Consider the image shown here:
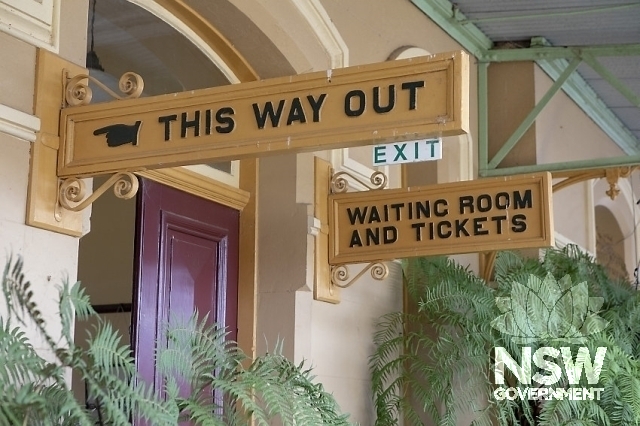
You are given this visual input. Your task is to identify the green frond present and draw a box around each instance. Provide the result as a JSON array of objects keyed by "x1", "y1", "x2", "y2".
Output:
[
  {"x1": 2, "y1": 255, "x2": 351, "y2": 425},
  {"x1": 372, "y1": 245, "x2": 640, "y2": 425}
]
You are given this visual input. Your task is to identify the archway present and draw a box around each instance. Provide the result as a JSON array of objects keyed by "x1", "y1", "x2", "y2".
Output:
[{"x1": 595, "y1": 205, "x2": 628, "y2": 281}]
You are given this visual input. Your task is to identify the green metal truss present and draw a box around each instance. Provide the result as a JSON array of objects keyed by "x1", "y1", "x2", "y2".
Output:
[{"x1": 410, "y1": 0, "x2": 640, "y2": 176}]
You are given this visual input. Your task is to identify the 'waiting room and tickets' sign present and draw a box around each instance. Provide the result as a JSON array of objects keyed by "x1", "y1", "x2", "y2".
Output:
[{"x1": 328, "y1": 173, "x2": 554, "y2": 265}]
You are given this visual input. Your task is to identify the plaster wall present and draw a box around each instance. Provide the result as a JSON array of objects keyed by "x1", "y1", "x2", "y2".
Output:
[
  {"x1": 534, "y1": 66, "x2": 625, "y2": 164},
  {"x1": 251, "y1": 1, "x2": 479, "y2": 423},
  {"x1": 533, "y1": 65, "x2": 626, "y2": 253},
  {"x1": 0, "y1": 0, "x2": 88, "y2": 378},
  {"x1": 487, "y1": 62, "x2": 537, "y2": 169},
  {"x1": 321, "y1": 0, "x2": 479, "y2": 184}
]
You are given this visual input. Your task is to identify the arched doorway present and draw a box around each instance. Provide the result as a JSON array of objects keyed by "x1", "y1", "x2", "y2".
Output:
[
  {"x1": 72, "y1": 0, "x2": 256, "y2": 407},
  {"x1": 595, "y1": 205, "x2": 628, "y2": 282}
]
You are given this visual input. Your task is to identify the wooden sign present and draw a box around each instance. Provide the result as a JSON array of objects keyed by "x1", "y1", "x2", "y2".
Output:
[
  {"x1": 58, "y1": 51, "x2": 469, "y2": 177},
  {"x1": 329, "y1": 172, "x2": 554, "y2": 265}
]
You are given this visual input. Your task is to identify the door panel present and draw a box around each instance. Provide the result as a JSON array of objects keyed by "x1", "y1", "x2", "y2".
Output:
[{"x1": 132, "y1": 177, "x2": 239, "y2": 395}]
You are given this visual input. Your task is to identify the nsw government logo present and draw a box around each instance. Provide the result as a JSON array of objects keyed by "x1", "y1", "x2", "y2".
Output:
[{"x1": 490, "y1": 274, "x2": 608, "y2": 401}]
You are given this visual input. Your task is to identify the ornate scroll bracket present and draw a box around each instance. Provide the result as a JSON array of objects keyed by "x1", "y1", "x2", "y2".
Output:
[
  {"x1": 64, "y1": 70, "x2": 144, "y2": 107},
  {"x1": 330, "y1": 262, "x2": 389, "y2": 294},
  {"x1": 552, "y1": 166, "x2": 639, "y2": 200},
  {"x1": 330, "y1": 169, "x2": 387, "y2": 193},
  {"x1": 605, "y1": 166, "x2": 636, "y2": 200},
  {"x1": 55, "y1": 172, "x2": 139, "y2": 221}
]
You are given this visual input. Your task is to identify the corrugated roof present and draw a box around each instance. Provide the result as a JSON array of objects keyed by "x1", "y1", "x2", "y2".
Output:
[{"x1": 448, "y1": 0, "x2": 640, "y2": 143}]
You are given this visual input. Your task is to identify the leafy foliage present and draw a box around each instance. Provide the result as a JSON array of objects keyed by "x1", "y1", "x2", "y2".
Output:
[
  {"x1": 0, "y1": 255, "x2": 351, "y2": 425},
  {"x1": 370, "y1": 246, "x2": 640, "y2": 425}
]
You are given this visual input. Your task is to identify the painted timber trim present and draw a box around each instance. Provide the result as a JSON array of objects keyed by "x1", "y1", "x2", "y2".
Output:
[
  {"x1": 291, "y1": 0, "x2": 349, "y2": 68},
  {"x1": 0, "y1": 0, "x2": 60, "y2": 52},
  {"x1": 0, "y1": 104, "x2": 40, "y2": 142},
  {"x1": 129, "y1": 0, "x2": 243, "y2": 83}
]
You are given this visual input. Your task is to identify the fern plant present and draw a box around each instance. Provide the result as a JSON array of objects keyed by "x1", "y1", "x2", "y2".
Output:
[
  {"x1": 370, "y1": 246, "x2": 640, "y2": 425},
  {"x1": 0, "y1": 254, "x2": 351, "y2": 425}
]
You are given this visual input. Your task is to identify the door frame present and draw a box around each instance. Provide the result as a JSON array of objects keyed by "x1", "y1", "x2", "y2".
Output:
[{"x1": 136, "y1": 161, "x2": 258, "y2": 360}]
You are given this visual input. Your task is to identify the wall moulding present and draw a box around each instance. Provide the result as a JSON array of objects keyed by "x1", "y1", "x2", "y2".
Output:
[
  {"x1": 0, "y1": 104, "x2": 40, "y2": 142},
  {"x1": 0, "y1": 0, "x2": 60, "y2": 52}
]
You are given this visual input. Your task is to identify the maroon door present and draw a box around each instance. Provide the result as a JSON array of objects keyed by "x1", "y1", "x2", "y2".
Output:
[{"x1": 132, "y1": 178, "x2": 239, "y2": 397}]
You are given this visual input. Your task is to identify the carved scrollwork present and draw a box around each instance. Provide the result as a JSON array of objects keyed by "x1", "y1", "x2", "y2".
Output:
[
  {"x1": 55, "y1": 172, "x2": 139, "y2": 220},
  {"x1": 330, "y1": 262, "x2": 389, "y2": 291},
  {"x1": 330, "y1": 170, "x2": 387, "y2": 193},
  {"x1": 605, "y1": 166, "x2": 637, "y2": 200},
  {"x1": 65, "y1": 71, "x2": 144, "y2": 107}
]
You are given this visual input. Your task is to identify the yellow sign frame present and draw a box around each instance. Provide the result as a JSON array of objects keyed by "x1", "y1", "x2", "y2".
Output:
[
  {"x1": 59, "y1": 51, "x2": 468, "y2": 177},
  {"x1": 329, "y1": 172, "x2": 554, "y2": 265}
]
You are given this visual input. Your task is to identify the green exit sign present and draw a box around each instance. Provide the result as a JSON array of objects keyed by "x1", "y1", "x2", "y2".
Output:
[{"x1": 373, "y1": 138, "x2": 442, "y2": 166}]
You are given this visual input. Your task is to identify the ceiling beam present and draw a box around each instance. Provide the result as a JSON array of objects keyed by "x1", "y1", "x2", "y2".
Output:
[{"x1": 486, "y1": 44, "x2": 640, "y2": 62}]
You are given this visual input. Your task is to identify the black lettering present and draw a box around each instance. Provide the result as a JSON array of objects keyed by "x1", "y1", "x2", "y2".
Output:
[
  {"x1": 181, "y1": 111, "x2": 200, "y2": 138},
  {"x1": 383, "y1": 226, "x2": 398, "y2": 244},
  {"x1": 286, "y1": 97, "x2": 306, "y2": 125},
  {"x1": 307, "y1": 94, "x2": 326, "y2": 122},
  {"x1": 345, "y1": 90, "x2": 365, "y2": 117},
  {"x1": 491, "y1": 215, "x2": 507, "y2": 234},
  {"x1": 459, "y1": 195, "x2": 474, "y2": 214},
  {"x1": 366, "y1": 228, "x2": 380, "y2": 246},
  {"x1": 215, "y1": 107, "x2": 235, "y2": 134},
  {"x1": 437, "y1": 221, "x2": 452, "y2": 238},
  {"x1": 373, "y1": 85, "x2": 395, "y2": 113},
  {"x1": 253, "y1": 100, "x2": 285, "y2": 129},
  {"x1": 412, "y1": 222, "x2": 425, "y2": 241},
  {"x1": 401, "y1": 81, "x2": 425, "y2": 110},
  {"x1": 477, "y1": 194, "x2": 492, "y2": 213},
  {"x1": 495, "y1": 192, "x2": 510, "y2": 209},
  {"x1": 473, "y1": 217, "x2": 489, "y2": 235},
  {"x1": 205, "y1": 109, "x2": 212, "y2": 135},
  {"x1": 368, "y1": 206, "x2": 381, "y2": 223},
  {"x1": 434, "y1": 199, "x2": 448, "y2": 217},
  {"x1": 390, "y1": 203, "x2": 404, "y2": 220},
  {"x1": 349, "y1": 230, "x2": 363, "y2": 247},
  {"x1": 416, "y1": 201, "x2": 430, "y2": 218},
  {"x1": 429, "y1": 222, "x2": 435, "y2": 240},
  {"x1": 455, "y1": 219, "x2": 470, "y2": 237},
  {"x1": 511, "y1": 214, "x2": 527, "y2": 232},
  {"x1": 347, "y1": 207, "x2": 367, "y2": 225},
  {"x1": 158, "y1": 114, "x2": 177, "y2": 141},
  {"x1": 514, "y1": 190, "x2": 533, "y2": 209}
]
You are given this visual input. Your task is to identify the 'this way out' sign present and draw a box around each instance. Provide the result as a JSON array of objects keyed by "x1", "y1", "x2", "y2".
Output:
[
  {"x1": 59, "y1": 51, "x2": 469, "y2": 177},
  {"x1": 329, "y1": 172, "x2": 554, "y2": 265}
]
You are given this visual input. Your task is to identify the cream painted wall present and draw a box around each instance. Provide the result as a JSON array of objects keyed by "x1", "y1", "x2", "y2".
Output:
[
  {"x1": 253, "y1": 1, "x2": 479, "y2": 424},
  {"x1": 0, "y1": 33, "x2": 36, "y2": 114},
  {"x1": 0, "y1": 133, "x2": 80, "y2": 355},
  {"x1": 0, "y1": 0, "x2": 88, "y2": 382},
  {"x1": 534, "y1": 67, "x2": 625, "y2": 164},
  {"x1": 227, "y1": 0, "x2": 334, "y2": 74},
  {"x1": 533, "y1": 65, "x2": 632, "y2": 259}
]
